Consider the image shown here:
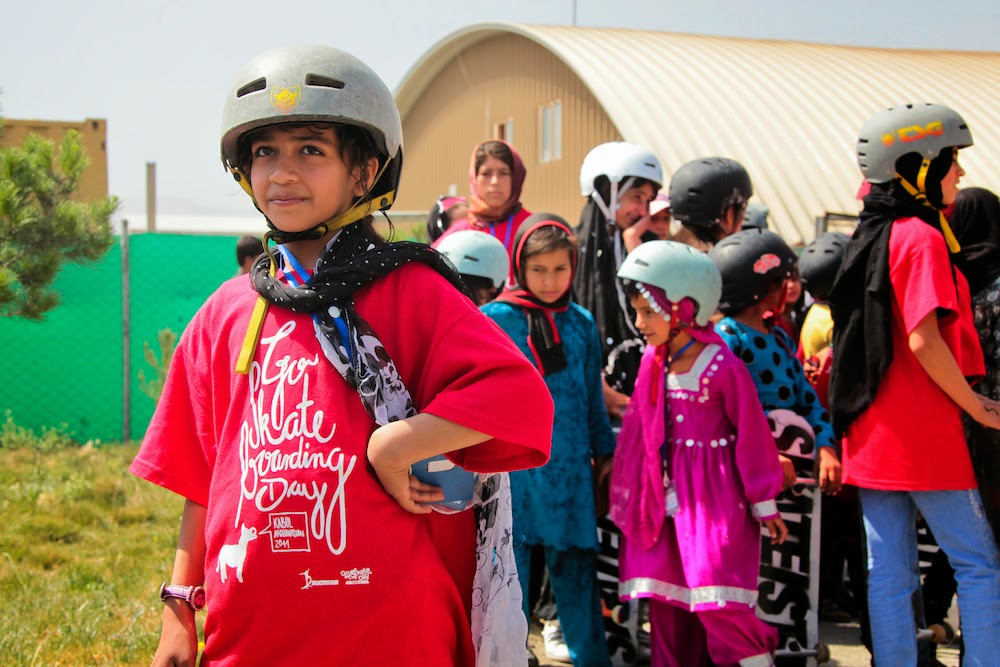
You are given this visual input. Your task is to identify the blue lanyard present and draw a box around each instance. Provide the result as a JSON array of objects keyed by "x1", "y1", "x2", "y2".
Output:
[
  {"x1": 277, "y1": 246, "x2": 352, "y2": 357},
  {"x1": 489, "y1": 215, "x2": 515, "y2": 250},
  {"x1": 661, "y1": 338, "x2": 697, "y2": 459},
  {"x1": 667, "y1": 338, "x2": 696, "y2": 366}
]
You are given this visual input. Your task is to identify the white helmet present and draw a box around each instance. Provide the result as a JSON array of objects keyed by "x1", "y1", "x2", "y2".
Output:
[
  {"x1": 579, "y1": 142, "x2": 663, "y2": 196},
  {"x1": 436, "y1": 231, "x2": 510, "y2": 289}
]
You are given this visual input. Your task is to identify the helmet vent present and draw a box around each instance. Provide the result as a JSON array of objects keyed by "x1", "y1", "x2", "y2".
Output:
[
  {"x1": 306, "y1": 74, "x2": 345, "y2": 89},
  {"x1": 236, "y1": 78, "x2": 267, "y2": 98}
]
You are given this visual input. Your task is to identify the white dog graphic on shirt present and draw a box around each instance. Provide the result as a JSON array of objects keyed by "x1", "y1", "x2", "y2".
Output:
[{"x1": 217, "y1": 524, "x2": 257, "y2": 583}]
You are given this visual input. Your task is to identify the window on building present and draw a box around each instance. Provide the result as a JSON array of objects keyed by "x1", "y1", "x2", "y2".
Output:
[
  {"x1": 493, "y1": 117, "x2": 514, "y2": 144},
  {"x1": 539, "y1": 100, "x2": 562, "y2": 163}
]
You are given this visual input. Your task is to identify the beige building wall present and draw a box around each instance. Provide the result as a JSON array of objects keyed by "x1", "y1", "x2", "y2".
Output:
[
  {"x1": 398, "y1": 33, "x2": 622, "y2": 225},
  {"x1": 0, "y1": 118, "x2": 109, "y2": 201},
  {"x1": 399, "y1": 23, "x2": 1000, "y2": 245}
]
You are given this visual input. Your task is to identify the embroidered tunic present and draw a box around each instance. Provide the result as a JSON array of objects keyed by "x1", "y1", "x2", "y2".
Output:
[
  {"x1": 481, "y1": 300, "x2": 616, "y2": 550},
  {"x1": 615, "y1": 343, "x2": 783, "y2": 611}
]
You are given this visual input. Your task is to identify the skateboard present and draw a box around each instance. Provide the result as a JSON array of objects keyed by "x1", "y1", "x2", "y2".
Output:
[
  {"x1": 596, "y1": 515, "x2": 649, "y2": 665},
  {"x1": 758, "y1": 409, "x2": 829, "y2": 664}
]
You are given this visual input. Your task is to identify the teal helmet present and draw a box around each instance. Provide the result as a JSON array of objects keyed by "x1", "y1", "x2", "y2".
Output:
[
  {"x1": 436, "y1": 230, "x2": 510, "y2": 289},
  {"x1": 617, "y1": 240, "x2": 721, "y2": 326}
]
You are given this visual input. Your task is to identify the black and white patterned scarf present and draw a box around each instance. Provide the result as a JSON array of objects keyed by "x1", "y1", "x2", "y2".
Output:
[{"x1": 250, "y1": 222, "x2": 526, "y2": 665}]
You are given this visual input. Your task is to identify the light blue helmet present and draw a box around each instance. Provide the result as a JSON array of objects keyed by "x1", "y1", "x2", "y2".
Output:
[
  {"x1": 436, "y1": 230, "x2": 509, "y2": 288},
  {"x1": 617, "y1": 240, "x2": 721, "y2": 326}
]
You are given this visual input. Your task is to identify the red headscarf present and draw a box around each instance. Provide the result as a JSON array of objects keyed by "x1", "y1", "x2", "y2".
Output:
[
  {"x1": 467, "y1": 140, "x2": 526, "y2": 226},
  {"x1": 495, "y1": 213, "x2": 576, "y2": 375}
]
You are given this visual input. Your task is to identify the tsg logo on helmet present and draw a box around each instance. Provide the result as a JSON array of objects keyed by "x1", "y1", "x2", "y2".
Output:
[{"x1": 880, "y1": 120, "x2": 945, "y2": 147}]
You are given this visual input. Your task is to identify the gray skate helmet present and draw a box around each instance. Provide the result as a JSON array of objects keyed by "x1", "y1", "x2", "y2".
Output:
[
  {"x1": 436, "y1": 230, "x2": 510, "y2": 289},
  {"x1": 669, "y1": 157, "x2": 753, "y2": 237},
  {"x1": 798, "y1": 232, "x2": 850, "y2": 302},
  {"x1": 220, "y1": 44, "x2": 403, "y2": 239},
  {"x1": 617, "y1": 240, "x2": 721, "y2": 327},
  {"x1": 857, "y1": 103, "x2": 973, "y2": 184},
  {"x1": 709, "y1": 229, "x2": 796, "y2": 315}
]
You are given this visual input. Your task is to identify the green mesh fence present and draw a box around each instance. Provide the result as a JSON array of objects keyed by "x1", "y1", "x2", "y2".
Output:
[{"x1": 0, "y1": 233, "x2": 244, "y2": 443}]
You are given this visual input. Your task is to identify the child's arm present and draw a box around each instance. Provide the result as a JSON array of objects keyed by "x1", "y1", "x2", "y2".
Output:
[
  {"x1": 909, "y1": 311, "x2": 1000, "y2": 429},
  {"x1": 763, "y1": 516, "x2": 789, "y2": 545},
  {"x1": 622, "y1": 214, "x2": 651, "y2": 253},
  {"x1": 586, "y1": 319, "x2": 618, "y2": 487},
  {"x1": 782, "y1": 328, "x2": 842, "y2": 493},
  {"x1": 602, "y1": 376, "x2": 631, "y2": 420},
  {"x1": 367, "y1": 414, "x2": 490, "y2": 514},
  {"x1": 587, "y1": 319, "x2": 617, "y2": 458},
  {"x1": 152, "y1": 499, "x2": 206, "y2": 667},
  {"x1": 722, "y1": 356, "x2": 785, "y2": 519}
]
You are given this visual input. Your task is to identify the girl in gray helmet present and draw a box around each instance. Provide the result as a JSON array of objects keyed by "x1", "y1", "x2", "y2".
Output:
[
  {"x1": 130, "y1": 44, "x2": 554, "y2": 667},
  {"x1": 828, "y1": 103, "x2": 1000, "y2": 665}
]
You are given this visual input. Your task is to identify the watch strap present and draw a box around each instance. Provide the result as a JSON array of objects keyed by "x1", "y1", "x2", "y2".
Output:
[{"x1": 159, "y1": 582, "x2": 206, "y2": 610}]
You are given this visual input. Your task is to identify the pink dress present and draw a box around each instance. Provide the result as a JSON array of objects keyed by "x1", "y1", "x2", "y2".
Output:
[{"x1": 610, "y1": 342, "x2": 783, "y2": 612}]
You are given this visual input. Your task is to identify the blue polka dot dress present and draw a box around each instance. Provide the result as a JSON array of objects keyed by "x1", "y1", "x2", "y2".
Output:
[{"x1": 716, "y1": 317, "x2": 836, "y2": 453}]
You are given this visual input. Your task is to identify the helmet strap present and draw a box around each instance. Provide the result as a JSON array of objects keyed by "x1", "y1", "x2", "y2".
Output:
[
  {"x1": 590, "y1": 176, "x2": 617, "y2": 226},
  {"x1": 916, "y1": 158, "x2": 931, "y2": 194},
  {"x1": 895, "y1": 171, "x2": 961, "y2": 254}
]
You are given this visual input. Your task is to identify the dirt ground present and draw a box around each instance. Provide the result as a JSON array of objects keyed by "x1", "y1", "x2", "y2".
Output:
[{"x1": 526, "y1": 616, "x2": 962, "y2": 666}]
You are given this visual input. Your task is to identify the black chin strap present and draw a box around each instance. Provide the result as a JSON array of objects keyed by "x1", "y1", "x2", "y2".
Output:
[{"x1": 265, "y1": 220, "x2": 330, "y2": 245}]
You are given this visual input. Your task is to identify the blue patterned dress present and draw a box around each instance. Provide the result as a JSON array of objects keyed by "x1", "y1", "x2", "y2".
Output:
[{"x1": 481, "y1": 301, "x2": 616, "y2": 550}]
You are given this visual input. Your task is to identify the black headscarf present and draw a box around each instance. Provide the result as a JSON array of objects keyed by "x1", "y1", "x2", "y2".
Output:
[
  {"x1": 249, "y1": 222, "x2": 471, "y2": 419},
  {"x1": 950, "y1": 187, "x2": 1000, "y2": 296},
  {"x1": 571, "y1": 178, "x2": 644, "y2": 394},
  {"x1": 495, "y1": 213, "x2": 575, "y2": 375},
  {"x1": 828, "y1": 179, "x2": 952, "y2": 437}
]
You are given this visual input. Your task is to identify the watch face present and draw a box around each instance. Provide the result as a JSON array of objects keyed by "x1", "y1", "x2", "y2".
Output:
[{"x1": 191, "y1": 587, "x2": 207, "y2": 610}]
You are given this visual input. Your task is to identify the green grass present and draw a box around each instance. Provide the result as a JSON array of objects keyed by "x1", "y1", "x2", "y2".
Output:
[{"x1": 0, "y1": 425, "x2": 185, "y2": 666}]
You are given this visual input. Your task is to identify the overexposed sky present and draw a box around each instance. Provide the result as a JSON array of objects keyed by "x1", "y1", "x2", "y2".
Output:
[{"x1": 1, "y1": 0, "x2": 997, "y2": 221}]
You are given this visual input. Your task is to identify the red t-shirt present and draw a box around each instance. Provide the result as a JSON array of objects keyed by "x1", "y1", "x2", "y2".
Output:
[
  {"x1": 844, "y1": 217, "x2": 984, "y2": 490},
  {"x1": 130, "y1": 263, "x2": 552, "y2": 666}
]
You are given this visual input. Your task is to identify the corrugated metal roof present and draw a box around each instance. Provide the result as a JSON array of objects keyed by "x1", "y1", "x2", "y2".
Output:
[{"x1": 397, "y1": 23, "x2": 1000, "y2": 245}]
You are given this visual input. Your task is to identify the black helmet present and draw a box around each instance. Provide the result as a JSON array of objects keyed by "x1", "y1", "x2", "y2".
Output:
[
  {"x1": 742, "y1": 202, "x2": 769, "y2": 230},
  {"x1": 798, "y1": 232, "x2": 850, "y2": 302},
  {"x1": 709, "y1": 229, "x2": 797, "y2": 315},
  {"x1": 669, "y1": 157, "x2": 753, "y2": 237}
]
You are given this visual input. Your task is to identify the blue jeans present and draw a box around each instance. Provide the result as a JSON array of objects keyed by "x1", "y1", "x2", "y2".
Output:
[{"x1": 859, "y1": 488, "x2": 1000, "y2": 667}]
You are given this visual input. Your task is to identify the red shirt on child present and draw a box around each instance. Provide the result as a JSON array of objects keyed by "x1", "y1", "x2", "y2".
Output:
[
  {"x1": 131, "y1": 263, "x2": 551, "y2": 665},
  {"x1": 844, "y1": 217, "x2": 984, "y2": 491}
]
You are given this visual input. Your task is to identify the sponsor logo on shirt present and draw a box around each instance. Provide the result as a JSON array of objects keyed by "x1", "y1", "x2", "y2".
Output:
[
  {"x1": 300, "y1": 569, "x2": 339, "y2": 590},
  {"x1": 341, "y1": 567, "x2": 372, "y2": 585}
]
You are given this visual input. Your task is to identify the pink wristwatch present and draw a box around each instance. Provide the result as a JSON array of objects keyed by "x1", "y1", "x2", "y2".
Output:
[{"x1": 159, "y1": 582, "x2": 207, "y2": 611}]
